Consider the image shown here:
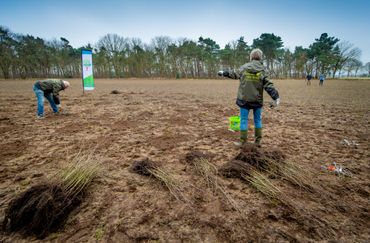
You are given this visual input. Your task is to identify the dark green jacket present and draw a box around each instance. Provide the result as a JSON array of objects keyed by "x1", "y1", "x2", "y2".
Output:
[
  {"x1": 36, "y1": 79, "x2": 66, "y2": 97},
  {"x1": 223, "y1": 60, "x2": 279, "y2": 109}
]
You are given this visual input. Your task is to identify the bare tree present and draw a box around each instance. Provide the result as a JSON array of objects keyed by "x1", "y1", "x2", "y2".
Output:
[
  {"x1": 365, "y1": 62, "x2": 370, "y2": 76},
  {"x1": 344, "y1": 58, "x2": 362, "y2": 77},
  {"x1": 151, "y1": 36, "x2": 173, "y2": 76},
  {"x1": 353, "y1": 60, "x2": 363, "y2": 77},
  {"x1": 97, "y1": 34, "x2": 128, "y2": 77},
  {"x1": 332, "y1": 41, "x2": 361, "y2": 78}
]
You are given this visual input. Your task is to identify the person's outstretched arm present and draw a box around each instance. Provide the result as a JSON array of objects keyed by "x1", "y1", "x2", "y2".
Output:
[
  {"x1": 217, "y1": 69, "x2": 240, "y2": 79},
  {"x1": 263, "y1": 76, "x2": 280, "y2": 107}
]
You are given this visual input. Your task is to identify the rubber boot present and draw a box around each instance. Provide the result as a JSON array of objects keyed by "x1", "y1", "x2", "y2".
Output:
[
  {"x1": 234, "y1": 130, "x2": 247, "y2": 147},
  {"x1": 255, "y1": 128, "x2": 262, "y2": 146}
]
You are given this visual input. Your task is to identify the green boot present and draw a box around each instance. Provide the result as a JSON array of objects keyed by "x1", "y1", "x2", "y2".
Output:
[
  {"x1": 255, "y1": 128, "x2": 262, "y2": 145},
  {"x1": 234, "y1": 130, "x2": 248, "y2": 147},
  {"x1": 240, "y1": 130, "x2": 248, "y2": 144}
]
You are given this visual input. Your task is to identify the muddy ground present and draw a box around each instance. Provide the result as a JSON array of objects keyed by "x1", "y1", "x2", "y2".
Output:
[{"x1": 0, "y1": 78, "x2": 369, "y2": 242}]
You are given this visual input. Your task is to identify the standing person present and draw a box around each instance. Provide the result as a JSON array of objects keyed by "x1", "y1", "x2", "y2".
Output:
[
  {"x1": 306, "y1": 74, "x2": 312, "y2": 86},
  {"x1": 319, "y1": 74, "x2": 325, "y2": 86},
  {"x1": 33, "y1": 79, "x2": 70, "y2": 118},
  {"x1": 218, "y1": 48, "x2": 280, "y2": 146}
]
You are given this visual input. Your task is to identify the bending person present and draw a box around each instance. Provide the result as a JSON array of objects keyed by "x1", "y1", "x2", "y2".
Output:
[{"x1": 33, "y1": 79, "x2": 70, "y2": 118}]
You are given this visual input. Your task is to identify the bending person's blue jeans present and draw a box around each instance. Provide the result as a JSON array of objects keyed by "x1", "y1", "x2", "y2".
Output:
[
  {"x1": 240, "y1": 107, "x2": 262, "y2": 131},
  {"x1": 33, "y1": 85, "x2": 58, "y2": 116}
]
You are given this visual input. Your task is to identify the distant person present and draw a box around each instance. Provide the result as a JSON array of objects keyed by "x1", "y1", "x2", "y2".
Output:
[
  {"x1": 33, "y1": 79, "x2": 70, "y2": 118},
  {"x1": 319, "y1": 74, "x2": 325, "y2": 86},
  {"x1": 218, "y1": 48, "x2": 280, "y2": 146},
  {"x1": 306, "y1": 74, "x2": 312, "y2": 86}
]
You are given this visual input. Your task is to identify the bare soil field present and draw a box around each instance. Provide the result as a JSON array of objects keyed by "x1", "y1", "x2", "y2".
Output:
[{"x1": 0, "y1": 78, "x2": 369, "y2": 242}]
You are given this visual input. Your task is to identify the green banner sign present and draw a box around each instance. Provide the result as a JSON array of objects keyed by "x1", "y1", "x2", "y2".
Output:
[{"x1": 82, "y1": 49, "x2": 94, "y2": 90}]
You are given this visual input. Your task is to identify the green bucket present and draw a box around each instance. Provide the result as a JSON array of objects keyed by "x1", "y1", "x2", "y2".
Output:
[{"x1": 228, "y1": 116, "x2": 240, "y2": 131}]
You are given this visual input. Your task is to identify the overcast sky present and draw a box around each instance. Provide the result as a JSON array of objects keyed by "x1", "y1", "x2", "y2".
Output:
[{"x1": 1, "y1": 0, "x2": 369, "y2": 63}]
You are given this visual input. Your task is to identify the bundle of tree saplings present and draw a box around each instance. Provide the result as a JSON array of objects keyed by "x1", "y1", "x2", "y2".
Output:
[
  {"x1": 184, "y1": 150, "x2": 243, "y2": 214},
  {"x1": 219, "y1": 144, "x2": 313, "y2": 200},
  {"x1": 130, "y1": 158, "x2": 187, "y2": 202},
  {"x1": 2, "y1": 155, "x2": 99, "y2": 239}
]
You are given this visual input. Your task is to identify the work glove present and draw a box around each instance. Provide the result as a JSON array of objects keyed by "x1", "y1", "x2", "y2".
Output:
[
  {"x1": 218, "y1": 70, "x2": 230, "y2": 77},
  {"x1": 270, "y1": 98, "x2": 280, "y2": 108}
]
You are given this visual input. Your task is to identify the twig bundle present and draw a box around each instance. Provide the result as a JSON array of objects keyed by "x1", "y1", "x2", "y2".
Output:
[
  {"x1": 2, "y1": 152, "x2": 99, "y2": 238},
  {"x1": 184, "y1": 152, "x2": 243, "y2": 214},
  {"x1": 244, "y1": 171, "x2": 281, "y2": 201},
  {"x1": 130, "y1": 158, "x2": 187, "y2": 202}
]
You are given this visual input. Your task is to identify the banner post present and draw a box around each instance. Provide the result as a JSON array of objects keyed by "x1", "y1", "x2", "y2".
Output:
[{"x1": 81, "y1": 49, "x2": 94, "y2": 93}]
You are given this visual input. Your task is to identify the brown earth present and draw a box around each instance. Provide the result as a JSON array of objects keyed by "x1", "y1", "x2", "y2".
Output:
[{"x1": 0, "y1": 78, "x2": 369, "y2": 242}]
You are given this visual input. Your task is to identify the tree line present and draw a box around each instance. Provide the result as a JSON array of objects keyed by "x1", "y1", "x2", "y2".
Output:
[{"x1": 1, "y1": 26, "x2": 369, "y2": 79}]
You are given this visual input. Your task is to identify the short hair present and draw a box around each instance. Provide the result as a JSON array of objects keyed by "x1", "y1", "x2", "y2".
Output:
[{"x1": 250, "y1": 48, "x2": 263, "y2": 61}]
